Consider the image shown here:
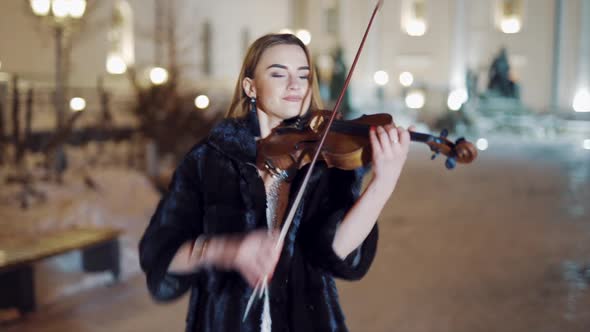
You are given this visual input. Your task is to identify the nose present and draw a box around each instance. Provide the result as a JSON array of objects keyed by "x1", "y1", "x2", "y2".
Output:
[{"x1": 287, "y1": 74, "x2": 300, "y2": 90}]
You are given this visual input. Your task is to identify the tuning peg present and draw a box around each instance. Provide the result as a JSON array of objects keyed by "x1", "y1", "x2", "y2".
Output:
[
  {"x1": 455, "y1": 137, "x2": 466, "y2": 145},
  {"x1": 445, "y1": 157, "x2": 456, "y2": 170},
  {"x1": 440, "y1": 129, "x2": 449, "y2": 138},
  {"x1": 431, "y1": 151, "x2": 439, "y2": 160}
]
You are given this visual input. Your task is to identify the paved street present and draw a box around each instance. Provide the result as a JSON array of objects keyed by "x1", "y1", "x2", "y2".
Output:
[
  {"x1": 343, "y1": 137, "x2": 590, "y2": 332},
  {"x1": 4, "y1": 137, "x2": 590, "y2": 332}
]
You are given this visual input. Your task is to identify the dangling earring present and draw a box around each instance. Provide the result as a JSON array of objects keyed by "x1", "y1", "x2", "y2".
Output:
[
  {"x1": 250, "y1": 97, "x2": 257, "y2": 114},
  {"x1": 247, "y1": 96, "x2": 261, "y2": 137}
]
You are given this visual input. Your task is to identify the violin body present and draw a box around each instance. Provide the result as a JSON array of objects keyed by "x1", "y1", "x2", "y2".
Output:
[
  {"x1": 257, "y1": 110, "x2": 477, "y2": 176},
  {"x1": 257, "y1": 110, "x2": 391, "y2": 174}
]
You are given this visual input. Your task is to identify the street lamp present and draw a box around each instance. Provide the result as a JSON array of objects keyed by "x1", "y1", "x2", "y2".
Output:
[
  {"x1": 399, "y1": 72, "x2": 414, "y2": 87},
  {"x1": 295, "y1": 29, "x2": 312, "y2": 45},
  {"x1": 447, "y1": 88, "x2": 468, "y2": 111},
  {"x1": 29, "y1": 0, "x2": 87, "y2": 131},
  {"x1": 194, "y1": 95, "x2": 210, "y2": 110},
  {"x1": 69, "y1": 97, "x2": 86, "y2": 112},
  {"x1": 149, "y1": 67, "x2": 169, "y2": 85},
  {"x1": 405, "y1": 89, "x2": 425, "y2": 109}
]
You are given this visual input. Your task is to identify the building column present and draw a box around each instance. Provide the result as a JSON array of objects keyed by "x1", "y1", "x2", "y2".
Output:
[
  {"x1": 578, "y1": 0, "x2": 590, "y2": 89},
  {"x1": 292, "y1": 0, "x2": 308, "y2": 30},
  {"x1": 449, "y1": 0, "x2": 466, "y2": 90},
  {"x1": 550, "y1": 0, "x2": 564, "y2": 113},
  {"x1": 573, "y1": 0, "x2": 590, "y2": 112},
  {"x1": 446, "y1": 0, "x2": 469, "y2": 111}
]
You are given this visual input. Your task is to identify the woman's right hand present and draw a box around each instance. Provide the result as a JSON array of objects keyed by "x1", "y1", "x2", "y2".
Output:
[
  {"x1": 232, "y1": 230, "x2": 281, "y2": 288},
  {"x1": 167, "y1": 229, "x2": 282, "y2": 287}
]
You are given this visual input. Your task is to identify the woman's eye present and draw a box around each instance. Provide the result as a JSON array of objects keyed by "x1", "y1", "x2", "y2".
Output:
[
  {"x1": 271, "y1": 73, "x2": 285, "y2": 78},
  {"x1": 299, "y1": 75, "x2": 310, "y2": 80}
]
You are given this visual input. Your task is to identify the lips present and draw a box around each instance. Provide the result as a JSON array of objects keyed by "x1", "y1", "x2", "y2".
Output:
[{"x1": 283, "y1": 95, "x2": 303, "y2": 102}]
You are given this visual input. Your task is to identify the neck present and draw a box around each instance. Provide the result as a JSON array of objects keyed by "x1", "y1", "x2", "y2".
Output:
[{"x1": 257, "y1": 109, "x2": 282, "y2": 139}]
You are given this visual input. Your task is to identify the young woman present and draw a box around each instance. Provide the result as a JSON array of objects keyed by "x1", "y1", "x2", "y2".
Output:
[{"x1": 139, "y1": 33, "x2": 411, "y2": 332}]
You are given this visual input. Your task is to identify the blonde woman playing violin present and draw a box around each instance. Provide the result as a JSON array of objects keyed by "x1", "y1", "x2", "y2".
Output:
[{"x1": 139, "y1": 32, "x2": 410, "y2": 332}]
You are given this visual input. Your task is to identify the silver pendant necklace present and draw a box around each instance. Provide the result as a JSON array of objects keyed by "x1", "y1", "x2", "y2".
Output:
[{"x1": 265, "y1": 170, "x2": 289, "y2": 230}]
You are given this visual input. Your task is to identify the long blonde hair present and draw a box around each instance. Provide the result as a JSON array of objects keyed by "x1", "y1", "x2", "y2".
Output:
[{"x1": 225, "y1": 33, "x2": 323, "y2": 118}]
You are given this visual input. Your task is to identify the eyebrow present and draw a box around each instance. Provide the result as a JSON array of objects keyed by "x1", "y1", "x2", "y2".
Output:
[{"x1": 266, "y1": 64, "x2": 310, "y2": 71}]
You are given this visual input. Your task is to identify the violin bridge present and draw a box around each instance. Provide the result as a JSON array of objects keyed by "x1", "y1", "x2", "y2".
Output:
[{"x1": 309, "y1": 114, "x2": 324, "y2": 133}]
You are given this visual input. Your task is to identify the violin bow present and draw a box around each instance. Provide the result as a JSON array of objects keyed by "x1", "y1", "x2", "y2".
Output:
[{"x1": 243, "y1": 0, "x2": 385, "y2": 320}]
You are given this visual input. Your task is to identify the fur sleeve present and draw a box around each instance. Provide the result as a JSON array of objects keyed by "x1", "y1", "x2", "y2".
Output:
[
  {"x1": 300, "y1": 166, "x2": 379, "y2": 280},
  {"x1": 138, "y1": 148, "x2": 204, "y2": 301}
]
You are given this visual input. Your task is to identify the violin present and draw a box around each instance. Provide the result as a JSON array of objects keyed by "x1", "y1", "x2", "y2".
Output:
[{"x1": 257, "y1": 110, "x2": 477, "y2": 176}]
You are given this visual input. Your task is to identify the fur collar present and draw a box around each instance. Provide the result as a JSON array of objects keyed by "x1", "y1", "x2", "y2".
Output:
[{"x1": 206, "y1": 110, "x2": 260, "y2": 164}]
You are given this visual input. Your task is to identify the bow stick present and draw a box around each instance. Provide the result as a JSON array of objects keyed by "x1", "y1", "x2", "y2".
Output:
[{"x1": 243, "y1": 0, "x2": 385, "y2": 320}]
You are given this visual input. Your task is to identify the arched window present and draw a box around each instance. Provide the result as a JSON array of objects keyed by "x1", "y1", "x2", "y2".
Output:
[
  {"x1": 323, "y1": 0, "x2": 338, "y2": 36},
  {"x1": 401, "y1": 0, "x2": 428, "y2": 37},
  {"x1": 106, "y1": 0, "x2": 134, "y2": 74},
  {"x1": 494, "y1": 0, "x2": 524, "y2": 34}
]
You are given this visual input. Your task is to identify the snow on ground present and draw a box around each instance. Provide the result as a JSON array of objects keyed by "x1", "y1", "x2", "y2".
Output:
[{"x1": 0, "y1": 164, "x2": 160, "y2": 306}]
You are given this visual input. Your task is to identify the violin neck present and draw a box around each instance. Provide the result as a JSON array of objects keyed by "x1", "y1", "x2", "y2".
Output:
[
  {"x1": 409, "y1": 131, "x2": 433, "y2": 144},
  {"x1": 330, "y1": 120, "x2": 435, "y2": 144}
]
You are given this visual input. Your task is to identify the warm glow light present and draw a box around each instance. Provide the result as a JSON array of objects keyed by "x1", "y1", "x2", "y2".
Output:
[
  {"x1": 373, "y1": 70, "x2": 389, "y2": 86},
  {"x1": 405, "y1": 90, "x2": 425, "y2": 109},
  {"x1": 69, "y1": 0, "x2": 86, "y2": 18},
  {"x1": 447, "y1": 88, "x2": 468, "y2": 111},
  {"x1": 583, "y1": 139, "x2": 590, "y2": 150},
  {"x1": 399, "y1": 71, "x2": 414, "y2": 87},
  {"x1": 295, "y1": 29, "x2": 311, "y2": 45},
  {"x1": 70, "y1": 97, "x2": 86, "y2": 112},
  {"x1": 573, "y1": 90, "x2": 590, "y2": 112},
  {"x1": 476, "y1": 138, "x2": 488, "y2": 151},
  {"x1": 500, "y1": 16, "x2": 521, "y2": 34},
  {"x1": 279, "y1": 28, "x2": 294, "y2": 34},
  {"x1": 194, "y1": 95, "x2": 210, "y2": 109},
  {"x1": 30, "y1": 0, "x2": 51, "y2": 16},
  {"x1": 150, "y1": 67, "x2": 168, "y2": 85},
  {"x1": 405, "y1": 19, "x2": 427, "y2": 36},
  {"x1": 106, "y1": 54, "x2": 127, "y2": 74},
  {"x1": 52, "y1": 0, "x2": 69, "y2": 18}
]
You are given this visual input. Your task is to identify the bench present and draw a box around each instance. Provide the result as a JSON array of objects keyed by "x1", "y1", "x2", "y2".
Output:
[{"x1": 0, "y1": 227, "x2": 121, "y2": 314}]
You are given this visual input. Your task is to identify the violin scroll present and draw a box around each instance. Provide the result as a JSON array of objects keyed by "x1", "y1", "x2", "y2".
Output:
[
  {"x1": 423, "y1": 133, "x2": 477, "y2": 169},
  {"x1": 454, "y1": 137, "x2": 478, "y2": 163}
]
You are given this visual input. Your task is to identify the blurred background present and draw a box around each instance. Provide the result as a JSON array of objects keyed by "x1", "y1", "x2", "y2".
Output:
[{"x1": 0, "y1": 0, "x2": 589, "y2": 331}]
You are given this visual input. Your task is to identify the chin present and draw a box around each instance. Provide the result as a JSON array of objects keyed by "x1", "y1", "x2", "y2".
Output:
[{"x1": 280, "y1": 108, "x2": 305, "y2": 119}]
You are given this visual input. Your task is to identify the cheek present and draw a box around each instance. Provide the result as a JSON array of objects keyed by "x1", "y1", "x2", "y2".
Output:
[
  {"x1": 257, "y1": 86, "x2": 282, "y2": 111},
  {"x1": 303, "y1": 93, "x2": 312, "y2": 109},
  {"x1": 261, "y1": 86, "x2": 282, "y2": 103}
]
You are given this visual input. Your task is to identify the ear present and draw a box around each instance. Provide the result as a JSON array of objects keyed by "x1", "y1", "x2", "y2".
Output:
[{"x1": 242, "y1": 77, "x2": 256, "y2": 99}]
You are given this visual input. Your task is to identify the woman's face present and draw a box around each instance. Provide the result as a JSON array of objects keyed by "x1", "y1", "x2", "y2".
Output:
[{"x1": 244, "y1": 44, "x2": 312, "y2": 123}]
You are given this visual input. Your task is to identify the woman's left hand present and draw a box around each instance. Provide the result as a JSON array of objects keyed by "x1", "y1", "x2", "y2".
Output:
[
  {"x1": 368, "y1": 124, "x2": 413, "y2": 196},
  {"x1": 331, "y1": 124, "x2": 413, "y2": 259}
]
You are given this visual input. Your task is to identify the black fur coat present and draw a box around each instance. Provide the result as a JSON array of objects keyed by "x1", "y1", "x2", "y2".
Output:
[{"x1": 139, "y1": 113, "x2": 379, "y2": 332}]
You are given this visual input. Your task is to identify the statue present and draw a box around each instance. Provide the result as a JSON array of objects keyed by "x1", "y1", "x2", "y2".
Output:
[
  {"x1": 478, "y1": 47, "x2": 529, "y2": 122},
  {"x1": 466, "y1": 68, "x2": 478, "y2": 101},
  {"x1": 487, "y1": 47, "x2": 520, "y2": 99},
  {"x1": 329, "y1": 47, "x2": 353, "y2": 117}
]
